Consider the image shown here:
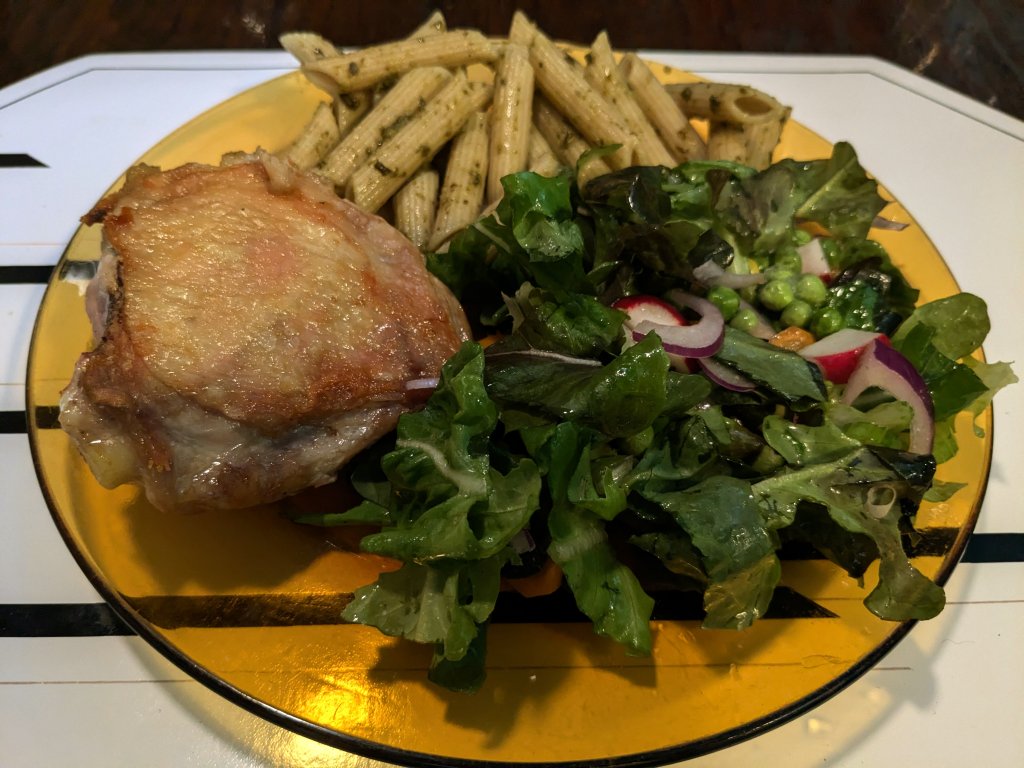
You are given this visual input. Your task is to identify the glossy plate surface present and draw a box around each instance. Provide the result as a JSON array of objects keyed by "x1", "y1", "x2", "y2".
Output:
[{"x1": 26, "y1": 63, "x2": 990, "y2": 766}]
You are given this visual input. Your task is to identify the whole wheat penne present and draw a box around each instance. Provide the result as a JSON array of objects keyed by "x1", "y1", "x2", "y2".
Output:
[
  {"x1": 707, "y1": 106, "x2": 791, "y2": 169},
  {"x1": 280, "y1": 101, "x2": 341, "y2": 170},
  {"x1": 279, "y1": 32, "x2": 339, "y2": 63},
  {"x1": 430, "y1": 111, "x2": 490, "y2": 250},
  {"x1": 527, "y1": 125, "x2": 563, "y2": 177},
  {"x1": 280, "y1": 32, "x2": 344, "y2": 95},
  {"x1": 318, "y1": 66, "x2": 452, "y2": 187},
  {"x1": 619, "y1": 53, "x2": 706, "y2": 162},
  {"x1": 665, "y1": 81, "x2": 785, "y2": 126},
  {"x1": 487, "y1": 43, "x2": 534, "y2": 202},
  {"x1": 528, "y1": 28, "x2": 634, "y2": 170},
  {"x1": 508, "y1": 10, "x2": 538, "y2": 46},
  {"x1": 333, "y1": 91, "x2": 371, "y2": 137},
  {"x1": 585, "y1": 32, "x2": 675, "y2": 167},
  {"x1": 304, "y1": 30, "x2": 499, "y2": 93},
  {"x1": 394, "y1": 167, "x2": 440, "y2": 249},
  {"x1": 288, "y1": 15, "x2": 448, "y2": 139},
  {"x1": 532, "y1": 94, "x2": 611, "y2": 189},
  {"x1": 347, "y1": 75, "x2": 494, "y2": 212}
]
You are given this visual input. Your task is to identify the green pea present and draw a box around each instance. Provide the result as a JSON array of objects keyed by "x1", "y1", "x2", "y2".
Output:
[
  {"x1": 730, "y1": 307, "x2": 759, "y2": 332},
  {"x1": 795, "y1": 274, "x2": 828, "y2": 306},
  {"x1": 773, "y1": 248, "x2": 802, "y2": 274},
  {"x1": 739, "y1": 284, "x2": 760, "y2": 304},
  {"x1": 810, "y1": 307, "x2": 844, "y2": 337},
  {"x1": 780, "y1": 299, "x2": 813, "y2": 328},
  {"x1": 793, "y1": 228, "x2": 812, "y2": 245},
  {"x1": 707, "y1": 285, "x2": 740, "y2": 320},
  {"x1": 759, "y1": 279, "x2": 795, "y2": 311}
]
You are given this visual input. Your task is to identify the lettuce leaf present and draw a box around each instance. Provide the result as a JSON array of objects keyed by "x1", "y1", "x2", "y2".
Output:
[
  {"x1": 752, "y1": 448, "x2": 944, "y2": 620},
  {"x1": 636, "y1": 476, "x2": 781, "y2": 629}
]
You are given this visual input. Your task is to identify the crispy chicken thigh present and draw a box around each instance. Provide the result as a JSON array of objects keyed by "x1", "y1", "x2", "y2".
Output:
[{"x1": 60, "y1": 152, "x2": 469, "y2": 511}]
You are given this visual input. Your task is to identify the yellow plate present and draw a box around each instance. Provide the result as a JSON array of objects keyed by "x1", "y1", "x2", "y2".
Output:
[{"x1": 26, "y1": 64, "x2": 990, "y2": 766}]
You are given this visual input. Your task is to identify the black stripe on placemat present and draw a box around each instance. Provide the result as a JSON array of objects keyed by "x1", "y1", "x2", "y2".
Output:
[
  {"x1": 0, "y1": 153, "x2": 47, "y2": 168},
  {"x1": 0, "y1": 411, "x2": 28, "y2": 434},
  {"x1": 0, "y1": 603, "x2": 131, "y2": 637},
  {"x1": 963, "y1": 533, "x2": 1024, "y2": 563},
  {"x1": 0, "y1": 265, "x2": 54, "y2": 283},
  {"x1": 2, "y1": 585, "x2": 834, "y2": 637},
  {"x1": 0, "y1": 408, "x2": 60, "y2": 433}
]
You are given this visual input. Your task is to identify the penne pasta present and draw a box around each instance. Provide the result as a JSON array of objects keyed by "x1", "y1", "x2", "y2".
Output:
[
  {"x1": 333, "y1": 91, "x2": 371, "y2": 138},
  {"x1": 280, "y1": 101, "x2": 341, "y2": 170},
  {"x1": 665, "y1": 81, "x2": 786, "y2": 126},
  {"x1": 585, "y1": 32, "x2": 675, "y2": 168},
  {"x1": 280, "y1": 32, "x2": 343, "y2": 95},
  {"x1": 707, "y1": 106, "x2": 791, "y2": 169},
  {"x1": 394, "y1": 167, "x2": 440, "y2": 249},
  {"x1": 318, "y1": 66, "x2": 452, "y2": 187},
  {"x1": 619, "y1": 53, "x2": 706, "y2": 162},
  {"x1": 527, "y1": 125, "x2": 563, "y2": 177},
  {"x1": 528, "y1": 27, "x2": 635, "y2": 170},
  {"x1": 487, "y1": 43, "x2": 534, "y2": 203},
  {"x1": 532, "y1": 93, "x2": 612, "y2": 189},
  {"x1": 430, "y1": 111, "x2": 490, "y2": 250},
  {"x1": 347, "y1": 74, "x2": 494, "y2": 212},
  {"x1": 303, "y1": 30, "x2": 499, "y2": 93},
  {"x1": 508, "y1": 9, "x2": 537, "y2": 47},
  {"x1": 277, "y1": 12, "x2": 794, "y2": 225},
  {"x1": 284, "y1": 14, "x2": 447, "y2": 141}
]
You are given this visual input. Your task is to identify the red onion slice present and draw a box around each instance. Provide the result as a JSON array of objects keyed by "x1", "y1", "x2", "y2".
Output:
[
  {"x1": 697, "y1": 357, "x2": 756, "y2": 392},
  {"x1": 841, "y1": 340, "x2": 934, "y2": 454},
  {"x1": 632, "y1": 292, "x2": 725, "y2": 358},
  {"x1": 871, "y1": 216, "x2": 910, "y2": 231},
  {"x1": 692, "y1": 259, "x2": 766, "y2": 289}
]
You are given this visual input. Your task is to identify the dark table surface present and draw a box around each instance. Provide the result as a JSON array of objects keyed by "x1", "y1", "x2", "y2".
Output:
[{"x1": 4, "y1": 0, "x2": 1022, "y2": 120}]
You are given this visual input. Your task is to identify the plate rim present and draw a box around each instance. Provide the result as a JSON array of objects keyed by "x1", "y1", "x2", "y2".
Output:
[{"x1": 24, "y1": 62, "x2": 993, "y2": 767}]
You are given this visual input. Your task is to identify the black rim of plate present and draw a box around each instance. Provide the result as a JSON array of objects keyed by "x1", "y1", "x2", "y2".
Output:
[{"x1": 23, "y1": 82, "x2": 991, "y2": 765}]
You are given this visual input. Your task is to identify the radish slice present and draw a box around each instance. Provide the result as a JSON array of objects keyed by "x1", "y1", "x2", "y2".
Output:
[
  {"x1": 697, "y1": 357, "x2": 756, "y2": 392},
  {"x1": 841, "y1": 340, "x2": 934, "y2": 454},
  {"x1": 612, "y1": 295, "x2": 686, "y2": 327},
  {"x1": 797, "y1": 238, "x2": 831, "y2": 280},
  {"x1": 692, "y1": 259, "x2": 766, "y2": 289},
  {"x1": 798, "y1": 328, "x2": 888, "y2": 383},
  {"x1": 631, "y1": 293, "x2": 725, "y2": 358}
]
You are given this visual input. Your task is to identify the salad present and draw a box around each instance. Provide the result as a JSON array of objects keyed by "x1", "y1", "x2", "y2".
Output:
[{"x1": 297, "y1": 142, "x2": 1014, "y2": 693}]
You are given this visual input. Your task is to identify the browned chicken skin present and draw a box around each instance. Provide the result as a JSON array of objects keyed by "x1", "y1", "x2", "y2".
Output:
[{"x1": 60, "y1": 152, "x2": 470, "y2": 512}]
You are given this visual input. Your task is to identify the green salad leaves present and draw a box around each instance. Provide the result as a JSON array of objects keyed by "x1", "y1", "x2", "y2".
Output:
[{"x1": 299, "y1": 144, "x2": 1014, "y2": 692}]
